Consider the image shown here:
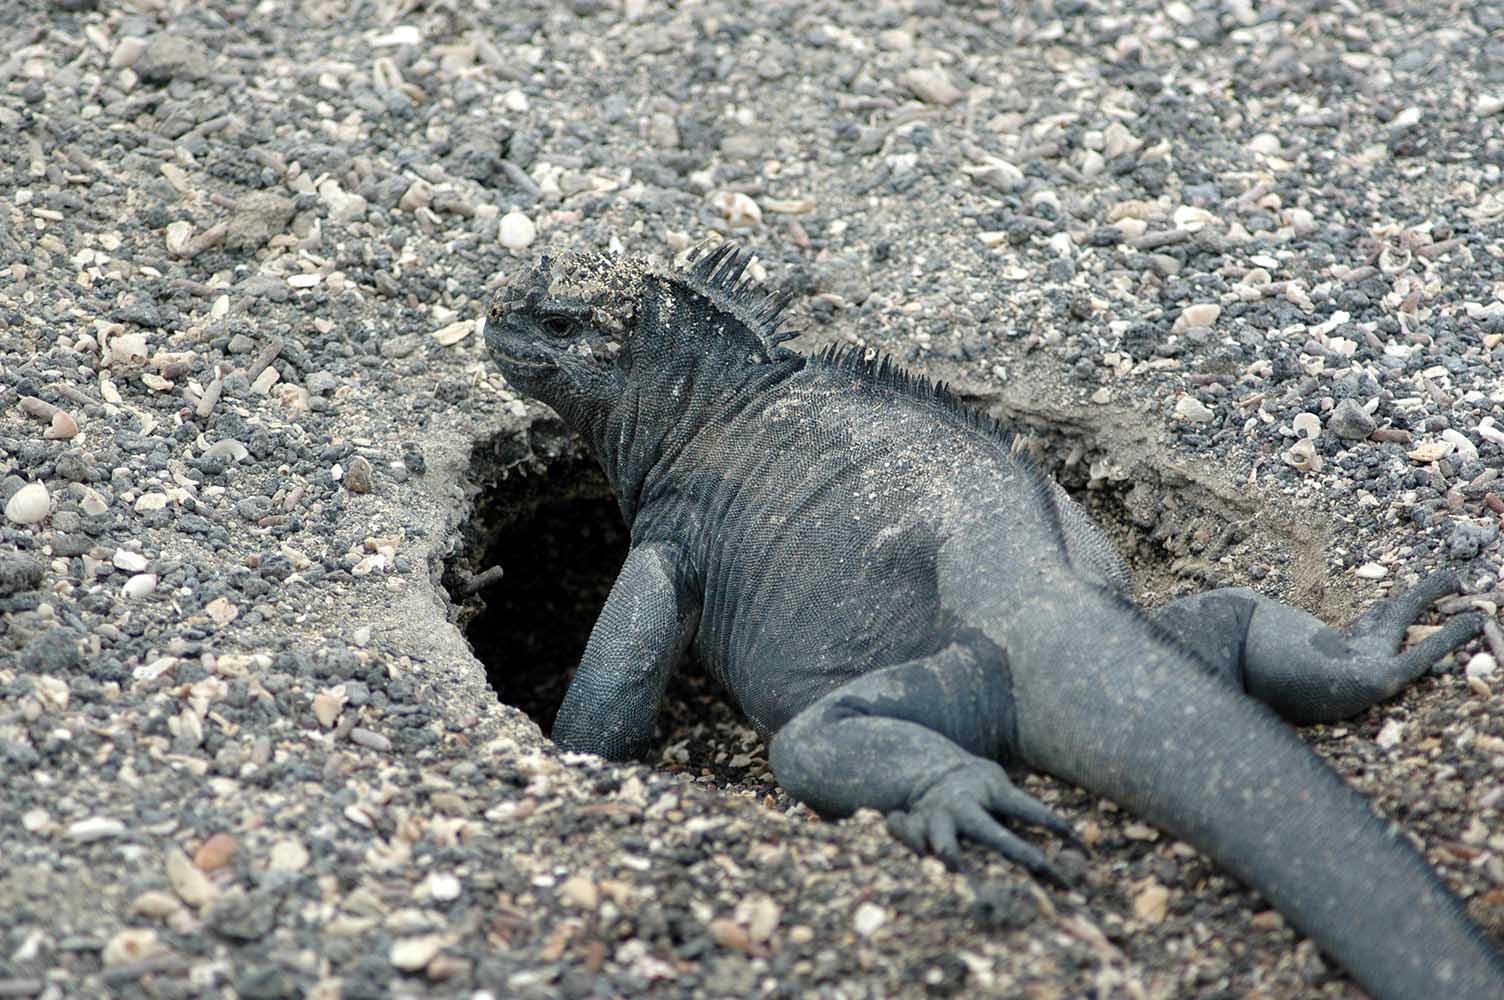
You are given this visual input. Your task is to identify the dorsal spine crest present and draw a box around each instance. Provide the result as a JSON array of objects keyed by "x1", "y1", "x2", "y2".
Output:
[{"x1": 672, "y1": 243, "x2": 796, "y2": 361}]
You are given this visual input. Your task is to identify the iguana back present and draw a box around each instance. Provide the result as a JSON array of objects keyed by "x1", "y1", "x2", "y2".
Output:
[{"x1": 625, "y1": 344, "x2": 1125, "y2": 735}]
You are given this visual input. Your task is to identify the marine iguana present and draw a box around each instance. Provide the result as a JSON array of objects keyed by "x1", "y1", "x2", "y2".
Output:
[{"x1": 484, "y1": 243, "x2": 1504, "y2": 999}]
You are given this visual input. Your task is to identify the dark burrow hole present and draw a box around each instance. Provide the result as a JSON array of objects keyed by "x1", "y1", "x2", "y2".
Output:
[
  {"x1": 447, "y1": 412, "x2": 1254, "y2": 778},
  {"x1": 447, "y1": 419, "x2": 764, "y2": 784}
]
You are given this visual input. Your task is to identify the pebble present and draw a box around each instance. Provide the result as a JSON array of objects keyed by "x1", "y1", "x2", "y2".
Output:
[
  {"x1": 1327, "y1": 398, "x2": 1377, "y2": 440},
  {"x1": 269, "y1": 838, "x2": 310, "y2": 872},
  {"x1": 350, "y1": 727, "x2": 391, "y2": 751},
  {"x1": 427, "y1": 873, "x2": 462, "y2": 902},
  {"x1": 319, "y1": 179, "x2": 368, "y2": 224},
  {"x1": 742, "y1": 895, "x2": 781, "y2": 942},
  {"x1": 1466, "y1": 653, "x2": 1498, "y2": 681},
  {"x1": 115, "y1": 303, "x2": 163, "y2": 330},
  {"x1": 399, "y1": 179, "x2": 433, "y2": 212},
  {"x1": 1172, "y1": 206, "x2": 1221, "y2": 230},
  {"x1": 900, "y1": 67, "x2": 963, "y2": 106},
  {"x1": 166, "y1": 848, "x2": 218, "y2": 908},
  {"x1": 251, "y1": 366, "x2": 281, "y2": 393},
  {"x1": 853, "y1": 901, "x2": 887, "y2": 937},
  {"x1": 204, "y1": 597, "x2": 239, "y2": 625},
  {"x1": 720, "y1": 133, "x2": 763, "y2": 159},
  {"x1": 344, "y1": 456, "x2": 375, "y2": 494},
  {"x1": 390, "y1": 935, "x2": 445, "y2": 971},
  {"x1": 712, "y1": 191, "x2": 761, "y2": 227},
  {"x1": 708, "y1": 918, "x2": 751, "y2": 952},
  {"x1": 110, "y1": 36, "x2": 147, "y2": 69},
  {"x1": 1173, "y1": 303, "x2": 1221, "y2": 331},
  {"x1": 226, "y1": 192, "x2": 296, "y2": 251},
  {"x1": 963, "y1": 158, "x2": 1025, "y2": 193},
  {"x1": 5, "y1": 482, "x2": 50, "y2": 525},
  {"x1": 1291, "y1": 412, "x2": 1322, "y2": 440},
  {"x1": 1248, "y1": 133, "x2": 1283, "y2": 156},
  {"x1": 1408, "y1": 440, "x2": 1454, "y2": 463},
  {"x1": 203, "y1": 439, "x2": 250, "y2": 463},
  {"x1": 114, "y1": 550, "x2": 150, "y2": 573},
  {"x1": 1174, "y1": 395, "x2": 1215, "y2": 423},
  {"x1": 1355, "y1": 563, "x2": 1389, "y2": 580},
  {"x1": 648, "y1": 112, "x2": 680, "y2": 148},
  {"x1": 313, "y1": 688, "x2": 346, "y2": 728},
  {"x1": 1102, "y1": 122, "x2": 1143, "y2": 158},
  {"x1": 194, "y1": 834, "x2": 237, "y2": 871},
  {"x1": 165, "y1": 220, "x2": 195, "y2": 257},
  {"x1": 122, "y1": 574, "x2": 159, "y2": 599},
  {"x1": 499, "y1": 211, "x2": 537, "y2": 251},
  {"x1": 0, "y1": 552, "x2": 45, "y2": 595},
  {"x1": 433, "y1": 320, "x2": 473, "y2": 346},
  {"x1": 136, "y1": 34, "x2": 210, "y2": 83},
  {"x1": 1441, "y1": 429, "x2": 1479, "y2": 463},
  {"x1": 1283, "y1": 438, "x2": 1322, "y2": 473},
  {"x1": 1133, "y1": 880, "x2": 1169, "y2": 924},
  {"x1": 131, "y1": 891, "x2": 184, "y2": 918},
  {"x1": 102, "y1": 928, "x2": 165, "y2": 967},
  {"x1": 67, "y1": 817, "x2": 126, "y2": 842},
  {"x1": 110, "y1": 332, "x2": 149, "y2": 366},
  {"x1": 45, "y1": 411, "x2": 78, "y2": 440},
  {"x1": 1477, "y1": 417, "x2": 1504, "y2": 447},
  {"x1": 372, "y1": 24, "x2": 421, "y2": 47},
  {"x1": 558, "y1": 875, "x2": 599, "y2": 910}
]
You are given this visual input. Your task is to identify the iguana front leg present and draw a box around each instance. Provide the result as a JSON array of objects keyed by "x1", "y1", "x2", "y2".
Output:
[
  {"x1": 1149, "y1": 570, "x2": 1483, "y2": 724},
  {"x1": 768, "y1": 637, "x2": 1075, "y2": 881},
  {"x1": 552, "y1": 542, "x2": 700, "y2": 759}
]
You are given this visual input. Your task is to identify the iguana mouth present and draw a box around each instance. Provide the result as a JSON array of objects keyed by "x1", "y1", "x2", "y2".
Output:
[{"x1": 489, "y1": 350, "x2": 550, "y2": 369}]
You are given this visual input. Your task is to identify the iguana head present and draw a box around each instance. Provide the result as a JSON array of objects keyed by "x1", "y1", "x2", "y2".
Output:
[
  {"x1": 486, "y1": 244, "x2": 797, "y2": 422},
  {"x1": 484, "y1": 251, "x2": 644, "y2": 415}
]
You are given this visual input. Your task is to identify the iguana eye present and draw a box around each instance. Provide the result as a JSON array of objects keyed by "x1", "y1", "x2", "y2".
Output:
[{"x1": 539, "y1": 314, "x2": 575, "y2": 337}]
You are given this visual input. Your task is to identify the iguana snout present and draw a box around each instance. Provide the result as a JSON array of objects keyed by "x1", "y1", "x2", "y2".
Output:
[{"x1": 485, "y1": 251, "x2": 638, "y2": 412}]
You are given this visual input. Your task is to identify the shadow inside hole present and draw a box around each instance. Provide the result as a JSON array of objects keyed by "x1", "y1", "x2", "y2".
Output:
[{"x1": 465, "y1": 492, "x2": 629, "y2": 737}]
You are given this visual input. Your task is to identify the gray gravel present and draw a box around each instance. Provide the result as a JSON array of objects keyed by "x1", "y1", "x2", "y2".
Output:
[{"x1": 2, "y1": 1, "x2": 1503, "y2": 998}]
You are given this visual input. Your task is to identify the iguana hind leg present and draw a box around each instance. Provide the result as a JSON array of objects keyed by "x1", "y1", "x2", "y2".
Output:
[
  {"x1": 767, "y1": 637, "x2": 1074, "y2": 881},
  {"x1": 1149, "y1": 570, "x2": 1483, "y2": 725}
]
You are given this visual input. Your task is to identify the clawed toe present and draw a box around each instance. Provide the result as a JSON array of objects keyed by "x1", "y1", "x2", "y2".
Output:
[
  {"x1": 1347, "y1": 570, "x2": 1468, "y2": 654},
  {"x1": 886, "y1": 761, "x2": 1076, "y2": 886},
  {"x1": 1397, "y1": 611, "x2": 1485, "y2": 670}
]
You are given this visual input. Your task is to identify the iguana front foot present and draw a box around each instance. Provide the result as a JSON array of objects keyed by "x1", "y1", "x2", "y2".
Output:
[{"x1": 886, "y1": 759, "x2": 1075, "y2": 885}]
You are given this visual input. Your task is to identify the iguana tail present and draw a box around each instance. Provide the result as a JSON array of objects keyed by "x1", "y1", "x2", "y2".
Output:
[{"x1": 1007, "y1": 587, "x2": 1504, "y2": 1000}]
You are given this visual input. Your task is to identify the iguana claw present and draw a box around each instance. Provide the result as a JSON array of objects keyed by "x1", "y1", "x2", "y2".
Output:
[
  {"x1": 886, "y1": 760, "x2": 1075, "y2": 887},
  {"x1": 1345, "y1": 569, "x2": 1483, "y2": 664}
]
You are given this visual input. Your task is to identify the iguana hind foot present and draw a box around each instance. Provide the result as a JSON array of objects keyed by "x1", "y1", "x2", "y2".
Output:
[
  {"x1": 886, "y1": 759, "x2": 1074, "y2": 885},
  {"x1": 1149, "y1": 570, "x2": 1484, "y2": 724}
]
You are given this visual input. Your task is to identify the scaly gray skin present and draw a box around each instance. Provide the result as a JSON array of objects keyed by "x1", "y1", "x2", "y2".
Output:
[{"x1": 485, "y1": 244, "x2": 1504, "y2": 999}]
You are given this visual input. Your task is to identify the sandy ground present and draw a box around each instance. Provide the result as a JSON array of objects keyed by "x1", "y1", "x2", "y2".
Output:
[{"x1": 3, "y1": 1, "x2": 1503, "y2": 997}]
